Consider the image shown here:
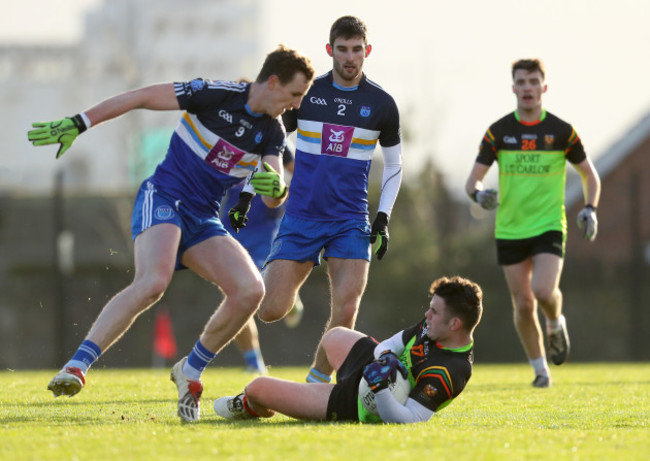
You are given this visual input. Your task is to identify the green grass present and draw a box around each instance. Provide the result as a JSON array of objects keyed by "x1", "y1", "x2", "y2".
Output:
[{"x1": 1, "y1": 364, "x2": 648, "y2": 460}]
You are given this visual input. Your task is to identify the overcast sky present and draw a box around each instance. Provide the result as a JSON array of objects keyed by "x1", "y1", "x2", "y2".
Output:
[{"x1": 4, "y1": 0, "x2": 650, "y2": 192}]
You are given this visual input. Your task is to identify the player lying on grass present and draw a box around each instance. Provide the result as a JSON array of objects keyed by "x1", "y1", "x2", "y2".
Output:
[{"x1": 215, "y1": 276, "x2": 483, "y2": 423}]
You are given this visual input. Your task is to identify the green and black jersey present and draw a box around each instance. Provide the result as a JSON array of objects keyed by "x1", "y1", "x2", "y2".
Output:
[
  {"x1": 476, "y1": 110, "x2": 586, "y2": 239},
  {"x1": 327, "y1": 322, "x2": 474, "y2": 423},
  {"x1": 399, "y1": 319, "x2": 473, "y2": 413}
]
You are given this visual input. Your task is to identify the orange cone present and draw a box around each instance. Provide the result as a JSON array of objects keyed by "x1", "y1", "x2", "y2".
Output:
[{"x1": 153, "y1": 309, "x2": 177, "y2": 360}]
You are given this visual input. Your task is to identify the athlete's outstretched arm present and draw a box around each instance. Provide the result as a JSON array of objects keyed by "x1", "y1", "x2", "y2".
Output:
[
  {"x1": 84, "y1": 83, "x2": 180, "y2": 127},
  {"x1": 28, "y1": 83, "x2": 179, "y2": 158}
]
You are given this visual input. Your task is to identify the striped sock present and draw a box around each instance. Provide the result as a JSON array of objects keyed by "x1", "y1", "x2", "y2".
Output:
[
  {"x1": 66, "y1": 340, "x2": 102, "y2": 374},
  {"x1": 184, "y1": 340, "x2": 216, "y2": 381},
  {"x1": 306, "y1": 367, "x2": 332, "y2": 383}
]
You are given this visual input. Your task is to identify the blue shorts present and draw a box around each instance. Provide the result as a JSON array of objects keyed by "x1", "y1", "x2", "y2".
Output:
[
  {"x1": 131, "y1": 180, "x2": 228, "y2": 269},
  {"x1": 266, "y1": 214, "x2": 371, "y2": 267}
]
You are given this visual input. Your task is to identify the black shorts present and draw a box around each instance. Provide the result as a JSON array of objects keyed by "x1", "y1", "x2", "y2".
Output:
[
  {"x1": 496, "y1": 230, "x2": 565, "y2": 265},
  {"x1": 326, "y1": 336, "x2": 378, "y2": 422}
]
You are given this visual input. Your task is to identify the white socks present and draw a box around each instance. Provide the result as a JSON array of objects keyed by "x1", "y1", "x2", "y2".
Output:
[
  {"x1": 546, "y1": 314, "x2": 566, "y2": 332},
  {"x1": 529, "y1": 356, "x2": 550, "y2": 377}
]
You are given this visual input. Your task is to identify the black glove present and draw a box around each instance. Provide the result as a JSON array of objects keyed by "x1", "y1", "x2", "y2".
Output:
[
  {"x1": 227, "y1": 192, "x2": 253, "y2": 233},
  {"x1": 370, "y1": 212, "x2": 389, "y2": 260}
]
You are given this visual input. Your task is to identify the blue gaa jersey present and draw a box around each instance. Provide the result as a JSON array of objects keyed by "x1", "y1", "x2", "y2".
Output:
[
  {"x1": 282, "y1": 71, "x2": 400, "y2": 221},
  {"x1": 151, "y1": 79, "x2": 286, "y2": 217}
]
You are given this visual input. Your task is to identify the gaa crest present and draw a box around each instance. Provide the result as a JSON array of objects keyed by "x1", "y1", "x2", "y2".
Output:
[{"x1": 544, "y1": 134, "x2": 554, "y2": 149}]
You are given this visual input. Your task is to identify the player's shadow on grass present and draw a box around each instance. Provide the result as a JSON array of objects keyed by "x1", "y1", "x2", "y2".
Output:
[
  {"x1": 468, "y1": 379, "x2": 650, "y2": 389},
  {"x1": 200, "y1": 419, "x2": 350, "y2": 428},
  {"x1": 2, "y1": 398, "x2": 171, "y2": 409}
]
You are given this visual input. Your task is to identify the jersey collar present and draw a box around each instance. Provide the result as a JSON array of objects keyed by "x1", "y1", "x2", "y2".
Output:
[
  {"x1": 514, "y1": 109, "x2": 547, "y2": 126},
  {"x1": 328, "y1": 70, "x2": 365, "y2": 92},
  {"x1": 244, "y1": 104, "x2": 264, "y2": 117},
  {"x1": 436, "y1": 341, "x2": 474, "y2": 353}
]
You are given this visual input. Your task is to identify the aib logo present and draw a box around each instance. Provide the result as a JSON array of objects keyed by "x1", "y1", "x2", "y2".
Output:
[
  {"x1": 329, "y1": 129, "x2": 346, "y2": 143},
  {"x1": 206, "y1": 139, "x2": 245, "y2": 173},
  {"x1": 322, "y1": 123, "x2": 353, "y2": 157},
  {"x1": 218, "y1": 146, "x2": 235, "y2": 161}
]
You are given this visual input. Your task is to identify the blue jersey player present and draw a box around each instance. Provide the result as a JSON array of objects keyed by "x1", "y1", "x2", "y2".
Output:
[
  {"x1": 254, "y1": 17, "x2": 403, "y2": 384},
  {"x1": 28, "y1": 45, "x2": 314, "y2": 422}
]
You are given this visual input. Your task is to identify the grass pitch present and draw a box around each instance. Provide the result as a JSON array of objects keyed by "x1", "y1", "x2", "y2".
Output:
[{"x1": 1, "y1": 363, "x2": 648, "y2": 460}]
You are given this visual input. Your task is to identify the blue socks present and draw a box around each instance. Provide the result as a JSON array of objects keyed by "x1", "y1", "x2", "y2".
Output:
[
  {"x1": 66, "y1": 340, "x2": 102, "y2": 374},
  {"x1": 184, "y1": 340, "x2": 216, "y2": 381},
  {"x1": 242, "y1": 348, "x2": 265, "y2": 371}
]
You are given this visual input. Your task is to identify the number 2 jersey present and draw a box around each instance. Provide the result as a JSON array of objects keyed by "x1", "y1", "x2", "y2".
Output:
[
  {"x1": 151, "y1": 79, "x2": 286, "y2": 217},
  {"x1": 476, "y1": 110, "x2": 587, "y2": 239},
  {"x1": 282, "y1": 71, "x2": 401, "y2": 221}
]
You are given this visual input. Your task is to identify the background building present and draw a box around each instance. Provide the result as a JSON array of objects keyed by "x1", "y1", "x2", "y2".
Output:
[{"x1": 1, "y1": 0, "x2": 262, "y2": 194}]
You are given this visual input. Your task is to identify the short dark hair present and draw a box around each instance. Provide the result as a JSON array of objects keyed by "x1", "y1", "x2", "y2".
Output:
[
  {"x1": 429, "y1": 276, "x2": 483, "y2": 332},
  {"x1": 256, "y1": 44, "x2": 314, "y2": 85},
  {"x1": 329, "y1": 15, "x2": 368, "y2": 45},
  {"x1": 511, "y1": 58, "x2": 545, "y2": 80}
]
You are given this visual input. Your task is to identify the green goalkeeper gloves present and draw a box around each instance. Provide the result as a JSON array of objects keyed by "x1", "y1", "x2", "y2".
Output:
[
  {"x1": 250, "y1": 162, "x2": 288, "y2": 198},
  {"x1": 27, "y1": 114, "x2": 88, "y2": 159}
]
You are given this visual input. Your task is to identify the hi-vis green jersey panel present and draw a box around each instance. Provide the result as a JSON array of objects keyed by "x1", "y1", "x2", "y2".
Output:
[{"x1": 497, "y1": 149, "x2": 567, "y2": 239}]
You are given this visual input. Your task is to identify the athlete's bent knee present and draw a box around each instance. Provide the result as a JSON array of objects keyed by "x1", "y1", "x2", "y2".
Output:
[
  {"x1": 514, "y1": 297, "x2": 536, "y2": 319},
  {"x1": 230, "y1": 278, "x2": 265, "y2": 312},
  {"x1": 257, "y1": 298, "x2": 292, "y2": 323},
  {"x1": 533, "y1": 286, "x2": 558, "y2": 306},
  {"x1": 132, "y1": 274, "x2": 171, "y2": 306},
  {"x1": 322, "y1": 326, "x2": 350, "y2": 346},
  {"x1": 257, "y1": 307, "x2": 284, "y2": 323}
]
